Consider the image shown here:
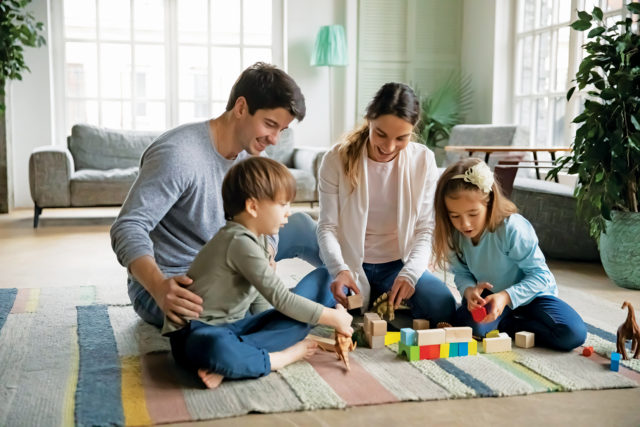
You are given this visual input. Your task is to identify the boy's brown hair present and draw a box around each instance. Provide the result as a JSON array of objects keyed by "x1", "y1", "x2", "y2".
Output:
[
  {"x1": 432, "y1": 158, "x2": 518, "y2": 270},
  {"x1": 222, "y1": 156, "x2": 296, "y2": 220}
]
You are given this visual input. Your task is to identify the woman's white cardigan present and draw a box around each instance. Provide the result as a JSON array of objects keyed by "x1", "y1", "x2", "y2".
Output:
[{"x1": 317, "y1": 142, "x2": 439, "y2": 309}]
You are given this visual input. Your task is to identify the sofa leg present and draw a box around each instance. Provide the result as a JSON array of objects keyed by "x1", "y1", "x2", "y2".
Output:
[{"x1": 33, "y1": 205, "x2": 42, "y2": 228}]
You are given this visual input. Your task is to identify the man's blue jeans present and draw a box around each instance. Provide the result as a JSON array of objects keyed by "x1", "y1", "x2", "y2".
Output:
[{"x1": 128, "y1": 212, "x2": 322, "y2": 327}]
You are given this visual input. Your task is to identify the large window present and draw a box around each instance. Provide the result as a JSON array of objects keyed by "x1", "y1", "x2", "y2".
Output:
[
  {"x1": 514, "y1": 0, "x2": 628, "y2": 146},
  {"x1": 58, "y1": 0, "x2": 281, "y2": 133}
]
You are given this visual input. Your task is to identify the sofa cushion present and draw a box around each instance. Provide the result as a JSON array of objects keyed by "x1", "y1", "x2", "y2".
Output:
[
  {"x1": 265, "y1": 128, "x2": 294, "y2": 167},
  {"x1": 289, "y1": 168, "x2": 316, "y2": 202},
  {"x1": 68, "y1": 124, "x2": 159, "y2": 171},
  {"x1": 70, "y1": 167, "x2": 139, "y2": 206}
]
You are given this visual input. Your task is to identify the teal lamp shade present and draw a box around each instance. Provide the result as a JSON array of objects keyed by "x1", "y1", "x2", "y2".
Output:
[{"x1": 310, "y1": 25, "x2": 348, "y2": 67}]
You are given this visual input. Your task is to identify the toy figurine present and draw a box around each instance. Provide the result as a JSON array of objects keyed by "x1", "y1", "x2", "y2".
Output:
[
  {"x1": 335, "y1": 334, "x2": 356, "y2": 371},
  {"x1": 617, "y1": 301, "x2": 640, "y2": 360}
]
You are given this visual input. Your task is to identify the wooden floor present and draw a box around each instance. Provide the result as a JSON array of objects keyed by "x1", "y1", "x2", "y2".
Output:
[{"x1": 1, "y1": 207, "x2": 639, "y2": 427}]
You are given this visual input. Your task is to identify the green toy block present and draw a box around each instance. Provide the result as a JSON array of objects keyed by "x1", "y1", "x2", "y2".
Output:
[
  {"x1": 398, "y1": 341, "x2": 420, "y2": 361},
  {"x1": 449, "y1": 342, "x2": 459, "y2": 357}
]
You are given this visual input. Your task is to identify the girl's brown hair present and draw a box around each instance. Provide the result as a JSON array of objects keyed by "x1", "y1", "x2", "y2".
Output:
[
  {"x1": 222, "y1": 156, "x2": 296, "y2": 220},
  {"x1": 338, "y1": 82, "x2": 420, "y2": 190},
  {"x1": 432, "y1": 158, "x2": 518, "y2": 270}
]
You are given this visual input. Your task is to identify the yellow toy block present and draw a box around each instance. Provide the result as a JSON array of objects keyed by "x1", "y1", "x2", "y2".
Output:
[
  {"x1": 468, "y1": 339, "x2": 478, "y2": 355},
  {"x1": 384, "y1": 331, "x2": 401, "y2": 346},
  {"x1": 486, "y1": 329, "x2": 500, "y2": 338},
  {"x1": 439, "y1": 342, "x2": 450, "y2": 358}
]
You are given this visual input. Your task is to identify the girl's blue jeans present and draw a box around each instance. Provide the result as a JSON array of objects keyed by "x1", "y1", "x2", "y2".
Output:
[
  {"x1": 168, "y1": 266, "x2": 334, "y2": 380},
  {"x1": 454, "y1": 289, "x2": 587, "y2": 351}
]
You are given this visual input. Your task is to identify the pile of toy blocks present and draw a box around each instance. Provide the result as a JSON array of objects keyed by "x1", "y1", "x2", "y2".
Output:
[
  {"x1": 397, "y1": 324, "x2": 478, "y2": 361},
  {"x1": 363, "y1": 312, "x2": 388, "y2": 348}
]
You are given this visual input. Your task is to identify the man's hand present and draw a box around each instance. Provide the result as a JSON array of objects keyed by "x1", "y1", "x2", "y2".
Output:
[
  {"x1": 151, "y1": 275, "x2": 203, "y2": 325},
  {"x1": 330, "y1": 270, "x2": 358, "y2": 307},
  {"x1": 481, "y1": 291, "x2": 511, "y2": 323},
  {"x1": 463, "y1": 282, "x2": 493, "y2": 312},
  {"x1": 388, "y1": 276, "x2": 414, "y2": 309}
]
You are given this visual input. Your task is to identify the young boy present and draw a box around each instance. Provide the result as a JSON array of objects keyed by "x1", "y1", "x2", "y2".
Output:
[{"x1": 163, "y1": 157, "x2": 353, "y2": 388}]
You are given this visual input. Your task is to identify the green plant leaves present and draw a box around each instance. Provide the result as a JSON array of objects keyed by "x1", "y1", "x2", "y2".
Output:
[
  {"x1": 588, "y1": 27, "x2": 606, "y2": 38},
  {"x1": 578, "y1": 10, "x2": 592, "y2": 21},
  {"x1": 567, "y1": 86, "x2": 576, "y2": 101},
  {"x1": 571, "y1": 20, "x2": 592, "y2": 31},
  {"x1": 593, "y1": 6, "x2": 604, "y2": 21},
  {"x1": 628, "y1": 3, "x2": 640, "y2": 14}
]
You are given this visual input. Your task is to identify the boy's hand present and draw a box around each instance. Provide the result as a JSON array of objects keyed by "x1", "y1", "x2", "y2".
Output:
[
  {"x1": 481, "y1": 291, "x2": 511, "y2": 323},
  {"x1": 388, "y1": 276, "x2": 414, "y2": 309},
  {"x1": 153, "y1": 276, "x2": 203, "y2": 325},
  {"x1": 332, "y1": 304, "x2": 354, "y2": 337},
  {"x1": 330, "y1": 270, "x2": 358, "y2": 307},
  {"x1": 464, "y1": 282, "x2": 493, "y2": 312}
]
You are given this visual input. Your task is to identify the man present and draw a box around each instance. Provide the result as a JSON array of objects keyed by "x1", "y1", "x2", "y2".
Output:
[{"x1": 111, "y1": 62, "x2": 321, "y2": 327}]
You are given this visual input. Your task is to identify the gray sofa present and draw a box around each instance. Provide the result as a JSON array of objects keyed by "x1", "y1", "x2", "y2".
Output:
[{"x1": 29, "y1": 124, "x2": 326, "y2": 227}]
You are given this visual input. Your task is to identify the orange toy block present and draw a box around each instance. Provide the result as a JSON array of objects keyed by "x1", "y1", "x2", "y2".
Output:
[{"x1": 420, "y1": 344, "x2": 440, "y2": 360}]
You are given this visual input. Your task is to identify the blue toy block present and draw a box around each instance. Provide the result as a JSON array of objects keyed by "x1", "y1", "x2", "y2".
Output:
[
  {"x1": 449, "y1": 342, "x2": 459, "y2": 357},
  {"x1": 458, "y1": 342, "x2": 468, "y2": 357},
  {"x1": 400, "y1": 328, "x2": 416, "y2": 346},
  {"x1": 611, "y1": 352, "x2": 621, "y2": 371}
]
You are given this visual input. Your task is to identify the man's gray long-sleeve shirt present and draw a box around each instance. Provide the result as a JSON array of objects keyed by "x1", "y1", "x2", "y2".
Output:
[{"x1": 111, "y1": 121, "x2": 254, "y2": 277}]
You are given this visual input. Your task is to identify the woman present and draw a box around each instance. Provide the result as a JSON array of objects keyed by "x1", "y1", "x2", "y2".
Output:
[{"x1": 317, "y1": 82, "x2": 456, "y2": 323}]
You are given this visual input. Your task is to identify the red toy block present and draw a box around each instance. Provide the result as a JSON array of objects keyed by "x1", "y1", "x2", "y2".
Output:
[
  {"x1": 471, "y1": 306, "x2": 487, "y2": 322},
  {"x1": 582, "y1": 346, "x2": 594, "y2": 357},
  {"x1": 419, "y1": 344, "x2": 440, "y2": 360}
]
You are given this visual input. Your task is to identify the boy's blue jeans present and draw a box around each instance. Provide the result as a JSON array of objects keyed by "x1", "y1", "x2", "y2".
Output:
[
  {"x1": 454, "y1": 289, "x2": 587, "y2": 351},
  {"x1": 128, "y1": 212, "x2": 322, "y2": 327},
  {"x1": 361, "y1": 259, "x2": 457, "y2": 324},
  {"x1": 168, "y1": 266, "x2": 334, "y2": 379}
]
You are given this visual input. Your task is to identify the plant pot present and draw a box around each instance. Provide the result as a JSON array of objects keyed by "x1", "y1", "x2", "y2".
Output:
[{"x1": 599, "y1": 211, "x2": 640, "y2": 290}]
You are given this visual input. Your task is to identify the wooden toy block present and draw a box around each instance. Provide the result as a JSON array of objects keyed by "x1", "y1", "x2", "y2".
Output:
[
  {"x1": 468, "y1": 339, "x2": 478, "y2": 355},
  {"x1": 582, "y1": 346, "x2": 594, "y2": 357},
  {"x1": 439, "y1": 342, "x2": 450, "y2": 358},
  {"x1": 367, "y1": 334, "x2": 386, "y2": 349},
  {"x1": 483, "y1": 332, "x2": 512, "y2": 353},
  {"x1": 413, "y1": 319, "x2": 430, "y2": 330},
  {"x1": 416, "y1": 328, "x2": 445, "y2": 346},
  {"x1": 364, "y1": 312, "x2": 381, "y2": 335},
  {"x1": 347, "y1": 293, "x2": 363, "y2": 310},
  {"x1": 444, "y1": 327, "x2": 473, "y2": 343},
  {"x1": 458, "y1": 342, "x2": 468, "y2": 356},
  {"x1": 419, "y1": 344, "x2": 440, "y2": 360},
  {"x1": 385, "y1": 331, "x2": 401, "y2": 346},
  {"x1": 370, "y1": 319, "x2": 387, "y2": 336},
  {"x1": 611, "y1": 352, "x2": 621, "y2": 371},
  {"x1": 398, "y1": 341, "x2": 420, "y2": 361},
  {"x1": 449, "y1": 342, "x2": 459, "y2": 357},
  {"x1": 400, "y1": 328, "x2": 416, "y2": 346},
  {"x1": 515, "y1": 331, "x2": 535, "y2": 348},
  {"x1": 471, "y1": 306, "x2": 487, "y2": 322},
  {"x1": 486, "y1": 329, "x2": 500, "y2": 338},
  {"x1": 308, "y1": 335, "x2": 336, "y2": 352}
]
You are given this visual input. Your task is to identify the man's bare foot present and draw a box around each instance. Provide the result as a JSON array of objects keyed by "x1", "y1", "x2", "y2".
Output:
[
  {"x1": 197, "y1": 369, "x2": 224, "y2": 389},
  {"x1": 270, "y1": 339, "x2": 318, "y2": 371}
]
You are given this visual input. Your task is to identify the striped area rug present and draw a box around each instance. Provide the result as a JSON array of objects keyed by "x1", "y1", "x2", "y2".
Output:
[{"x1": 0, "y1": 286, "x2": 638, "y2": 426}]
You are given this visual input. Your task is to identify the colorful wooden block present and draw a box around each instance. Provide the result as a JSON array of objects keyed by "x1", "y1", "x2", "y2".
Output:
[
  {"x1": 486, "y1": 329, "x2": 500, "y2": 338},
  {"x1": 611, "y1": 352, "x2": 621, "y2": 371},
  {"x1": 370, "y1": 319, "x2": 387, "y2": 336},
  {"x1": 468, "y1": 339, "x2": 478, "y2": 355},
  {"x1": 420, "y1": 344, "x2": 440, "y2": 360},
  {"x1": 398, "y1": 341, "x2": 420, "y2": 361},
  {"x1": 515, "y1": 331, "x2": 535, "y2": 348},
  {"x1": 439, "y1": 342, "x2": 450, "y2": 358},
  {"x1": 400, "y1": 328, "x2": 416, "y2": 346},
  {"x1": 367, "y1": 334, "x2": 385, "y2": 349},
  {"x1": 483, "y1": 332, "x2": 512, "y2": 353},
  {"x1": 471, "y1": 306, "x2": 487, "y2": 322},
  {"x1": 582, "y1": 346, "x2": 594, "y2": 357},
  {"x1": 444, "y1": 327, "x2": 473, "y2": 343},
  {"x1": 458, "y1": 342, "x2": 468, "y2": 356},
  {"x1": 385, "y1": 331, "x2": 401, "y2": 346},
  {"x1": 449, "y1": 342, "x2": 459, "y2": 357},
  {"x1": 347, "y1": 293, "x2": 363, "y2": 310},
  {"x1": 413, "y1": 319, "x2": 430, "y2": 330},
  {"x1": 416, "y1": 328, "x2": 445, "y2": 346}
]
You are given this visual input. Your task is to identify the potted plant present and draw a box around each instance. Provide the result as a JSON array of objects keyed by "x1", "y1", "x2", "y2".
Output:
[
  {"x1": 549, "y1": 2, "x2": 640, "y2": 289},
  {"x1": 0, "y1": 0, "x2": 46, "y2": 213}
]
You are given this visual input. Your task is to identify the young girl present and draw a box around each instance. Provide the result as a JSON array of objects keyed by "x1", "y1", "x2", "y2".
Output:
[
  {"x1": 163, "y1": 157, "x2": 353, "y2": 388},
  {"x1": 432, "y1": 158, "x2": 586, "y2": 351}
]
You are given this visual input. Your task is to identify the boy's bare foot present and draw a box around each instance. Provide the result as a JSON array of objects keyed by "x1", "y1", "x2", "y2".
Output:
[
  {"x1": 197, "y1": 369, "x2": 224, "y2": 389},
  {"x1": 270, "y1": 339, "x2": 318, "y2": 371}
]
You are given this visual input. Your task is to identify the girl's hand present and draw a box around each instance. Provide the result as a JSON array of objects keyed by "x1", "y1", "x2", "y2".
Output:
[
  {"x1": 332, "y1": 304, "x2": 354, "y2": 337},
  {"x1": 464, "y1": 282, "x2": 493, "y2": 312},
  {"x1": 330, "y1": 270, "x2": 359, "y2": 307},
  {"x1": 388, "y1": 276, "x2": 415, "y2": 309},
  {"x1": 481, "y1": 291, "x2": 511, "y2": 323}
]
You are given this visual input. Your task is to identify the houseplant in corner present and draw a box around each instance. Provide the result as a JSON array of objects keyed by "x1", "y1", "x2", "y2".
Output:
[{"x1": 549, "y1": 2, "x2": 640, "y2": 289}]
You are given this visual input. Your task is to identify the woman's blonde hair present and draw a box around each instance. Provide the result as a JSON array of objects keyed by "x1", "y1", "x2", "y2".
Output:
[
  {"x1": 432, "y1": 158, "x2": 518, "y2": 270},
  {"x1": 338, "y1": 82, "x2": 420, "y2": 190}
]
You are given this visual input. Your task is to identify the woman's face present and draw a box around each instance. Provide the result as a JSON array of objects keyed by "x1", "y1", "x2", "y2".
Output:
[{"x1": 367, "y1": 114, "x2": 414, "y2": 162}]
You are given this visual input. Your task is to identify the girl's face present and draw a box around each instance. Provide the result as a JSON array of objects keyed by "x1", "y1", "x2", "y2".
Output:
[
  {"x1": 367, "y1": 114, "x2": 414, "y2": 162},
  {"x1": 444, "y1": 190, "x2": 489, "y2": 244}
]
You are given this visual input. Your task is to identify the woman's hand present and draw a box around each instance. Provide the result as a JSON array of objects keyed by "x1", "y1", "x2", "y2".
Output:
[
  {"x1": 463, "y1": 282, "x2": 493, "y2": 312},
  {"x1": 388, "y1": 276, "x2": 415, "y2": 309},
  {"x1": 330, "y1": 270, "x2": 359, "y2": 307},
  {"x1": 481, "y1": 291, "x2": 511, "y2": 323}
]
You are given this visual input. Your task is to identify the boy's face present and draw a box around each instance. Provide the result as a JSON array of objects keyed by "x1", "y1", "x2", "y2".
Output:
[
  {"x1": 237, "y1": 104, "x2": 295, "y2": 155},
  {"x1": 254, "y1": 194, "x2": 292, "y2": 235}
]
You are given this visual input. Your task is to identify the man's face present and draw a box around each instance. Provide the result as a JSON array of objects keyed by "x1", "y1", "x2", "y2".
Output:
[{"x1": 239, "y1": 106, "x2": 295, "y2": 155}]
